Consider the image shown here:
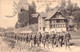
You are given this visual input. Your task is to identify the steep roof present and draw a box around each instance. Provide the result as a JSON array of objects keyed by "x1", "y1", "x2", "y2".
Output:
[
  {"x1": 45, "y1": 8, "x2": 59, "y2": 19},
  {"x1": 39, "y1": 7, "x2": 66, "y2": 20}
]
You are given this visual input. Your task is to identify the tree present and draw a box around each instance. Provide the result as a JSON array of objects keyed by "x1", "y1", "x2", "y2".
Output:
[
  {"x1": 30, "y1": 1, "x2": 36, "y2": 14},
  {"x1": 73, "y1": 3, "x2": 80, "y2": 11},
  {"x1": 66, "y1": 0, "x2": 74, "y2": 15},
  {"x1": 15, "y1": 22, "x2": 19, "y2": 28},
  {"x1": 17, "y1": 7, "x2": 30, "y2": 27},
  {"x1": 59, "y1": 0, "x2": 68, "y2": 17},
  {"x1": 15, "y1": 1, "x2": 37, "y2": 28},
  {"x1": 72, "y1": 11, "x2": 80, "y2": 28},
  {"x1": 46, "y1": 4, "x2": 50, "y2": 12},
  {"x1": 60, "y1": 0, "x2": 66, "y2": 9},
  {"x1": 60, "y1": 0, "x2": 80, "y2": 28}
]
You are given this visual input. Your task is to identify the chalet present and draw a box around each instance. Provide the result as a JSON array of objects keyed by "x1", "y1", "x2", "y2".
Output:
[{"x1": 38, "y1": 8, "x2": 67, "y2": 33}]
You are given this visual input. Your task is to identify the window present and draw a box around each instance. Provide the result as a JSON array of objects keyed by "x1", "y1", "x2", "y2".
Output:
[
  {"x1": 60, "y1": 20, "x2": 64, "y2": 23},
  {"x1": 60, "y1": 24, "x2": 62, "y2": 28},
  {"x1": 51, "y1": 25, "x2": 52, "y2": 28},
  {"x1": 63, "y1": 24, "x2": 65, "y2": 27},
  {"x1": 56, "y1": 24, "x2": 57, "y2": 27},
  {"x1": 57, "y1": 25, "x2": 59, "y2": 28},
  {"x1": 40, "y1": 27, "x2": 41, "y2": 30},
  {"x1": 40, "y1": 22, "x2": 41, "y2": 24},
  {"x1": 54, "y1": 20, "x2": 56, "y2": 23},
  {"x1": 56, "y1": 20, "x2": 60, "y2": 23},
  {"x1": 53, "y1": 25, "x2": 55, "y2": 28},
  {"x1": 43, "y1": 27, "x2": 45, "y2": 31}
]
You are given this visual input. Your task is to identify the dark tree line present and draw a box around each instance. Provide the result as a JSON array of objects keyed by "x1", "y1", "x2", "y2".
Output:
[{"x1": 15, "y1": 1, "x2": 36, "y2": 28}]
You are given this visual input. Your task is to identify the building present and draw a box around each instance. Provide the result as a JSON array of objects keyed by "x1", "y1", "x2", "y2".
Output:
[
  {"x1": 30, "y1": 13, "x2": 39, "y2": 24},
  {"x1": 38, "y1": 8, "x2": 67, "y2": 33}
]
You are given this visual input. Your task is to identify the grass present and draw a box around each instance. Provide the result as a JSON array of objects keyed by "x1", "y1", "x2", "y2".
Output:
[
  {"x1": 2, "y1": 37, "x2": 16, "y2": 48},
  {"x1": 69, "y1": 30, "x2": 80, "y2": 46}
]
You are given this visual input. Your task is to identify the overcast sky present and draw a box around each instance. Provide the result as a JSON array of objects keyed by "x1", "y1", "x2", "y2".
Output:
[{"x1": 0, "y1": 0, "x2": 80, "y2": 28}]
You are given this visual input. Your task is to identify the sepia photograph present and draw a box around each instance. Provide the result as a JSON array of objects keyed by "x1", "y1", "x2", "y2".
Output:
[{"x1": 0, "y1": 0, "x2": 80, "y2": 52}]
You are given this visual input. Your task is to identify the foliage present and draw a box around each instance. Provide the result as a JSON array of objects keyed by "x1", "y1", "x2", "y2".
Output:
[
  {"x1": 60, "y1": 0, "x2": 80, "y2": 28},
  {"x1": 46, "y1": 4, "x2": 50, "y2": 12},
  {"x1": 30, "y1": 1, "x2": 36, "y2": 14},
  {"x1": 15, "y1": 1, "x2": 36, "y2": 28}
]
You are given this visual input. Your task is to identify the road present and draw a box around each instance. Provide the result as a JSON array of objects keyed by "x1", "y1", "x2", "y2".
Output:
[{"x1": 0, "y1": 37, "x2": 80, "y2": 52}]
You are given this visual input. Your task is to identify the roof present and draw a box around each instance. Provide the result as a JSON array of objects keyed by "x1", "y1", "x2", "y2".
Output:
[
  {"x1": 45, "y1": 8, "x2": 59, "y2": 19},
  {"x1": 39, "y1": 12, "x2": 48, "y2": 18},
  {"x1": 31, "y1": 14, "x2": 39, "y2": 18},
  {"x1": 39, "y1": 7, "x2": 66, "y2": 20}
]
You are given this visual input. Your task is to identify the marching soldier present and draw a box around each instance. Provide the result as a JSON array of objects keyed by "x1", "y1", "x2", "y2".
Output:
[
  {"x1": 59, "y1": 32, "x2": 64, "y2": 47},
  {"x1": 30, "y1": 33, "x2": 34, "y2": 47},
  {"x1": 36, "y1": 32, "x2": 41, "y2": 47},
  {"x1": 51, "y1": 31, "x2": 56, "y2": 48},
  {"x1": 39, "y1": 32, "x2": 42, "y2": 44},
  {"x1": 26, "y1": 34, "x2": 28, "y2": 43},
  {"x1": 55, "y1": 32, "x2": 59, "y2": 47},
  {"x1": 64, "y1": 31, "x2": 71, "y2": 48},
  {"x1": 45, "y1": 32, "x2": 50, "y2": 48},
  {"x1": 34, "y1": 33, "x2": 37, "y2": 46},
  {"x1": 42, "y1": 32, "x2": 46, "y2": 48},
  {"x1": 28, "y1": 33, "x2": 31, "y2": 46}
]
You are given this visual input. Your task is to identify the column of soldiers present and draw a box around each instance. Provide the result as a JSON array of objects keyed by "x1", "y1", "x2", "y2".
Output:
[
  {"x1": 2, "y1": 31, "x2": 72, "y2": 49},
  {"x1": 17, "y1": 31, "x2": 71, "y2": 48}
]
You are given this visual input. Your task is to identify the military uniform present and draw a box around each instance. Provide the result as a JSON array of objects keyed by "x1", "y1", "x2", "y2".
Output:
[{"x1": 64, "y1": 31, "x2": 71, "y2": 48}]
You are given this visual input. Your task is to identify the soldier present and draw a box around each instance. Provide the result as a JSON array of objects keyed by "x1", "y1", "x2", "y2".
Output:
[
  {"x1": 51, "y1": 31, "x2": 56, "y2": 48},
  {"x1": 64, "y1": 31, "x2": 71, "y2": 48},
  {"x1": 39, "y1": 32, "x2": 42, "y2": 44},
  {"x1": 33, "y1": 33, "x2": 37, "y2": 46},
  {"x1": 28, "y1": 33, "x2": 31, "y2": 46},
  {"x1": 30, "y1": 33, "x2": 34, "y2": 47},
  {"x1": 26, "y1": 34, "x2": 28, "y2": 43},
  {"x1": 14, "y1": 33, "x2": 16, "y2": 40},
  {"x1": 42, "y1": 32, "x2": 46, "y2": 48},
  {"x1": 55, "y1": 32, "x2": 59, "y2": 47},
  {"x1": 36, "y1": 32, "x2": 40, "y2": 47},
  {"x1": 58, "y1": 32, "x2": 64, "y2": 47},
  {"x1": 45, "y1": 32, "x2": 50, "y2": 48}
]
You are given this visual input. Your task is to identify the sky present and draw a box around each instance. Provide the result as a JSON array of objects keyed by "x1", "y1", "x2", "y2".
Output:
[{"x1": 0, "y1": 0, "x2": 80, "y2": 28}]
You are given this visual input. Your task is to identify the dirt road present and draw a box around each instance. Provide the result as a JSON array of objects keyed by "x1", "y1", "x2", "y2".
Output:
[{"x1": 0, "y1": 37, "x2": 80, "y2": 52}]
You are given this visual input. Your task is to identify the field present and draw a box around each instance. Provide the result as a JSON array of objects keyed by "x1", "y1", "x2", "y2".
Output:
[
  {"x1": 0, "y1": 30, "x2": 80, "y2": 52},
  {"x1": 69, "y1": 30, "x2": 80, "y2": 46}
]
